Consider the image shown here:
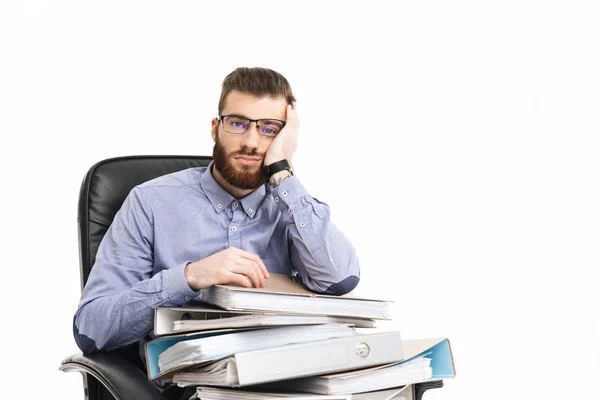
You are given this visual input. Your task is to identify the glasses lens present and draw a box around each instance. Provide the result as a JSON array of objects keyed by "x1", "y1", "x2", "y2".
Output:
[
  {"x1": 223, "y1": 116, "x2": 249, "y2": 134},
  {"x1": 258, "y1": 120, "x2": 284, "y2": 137}
]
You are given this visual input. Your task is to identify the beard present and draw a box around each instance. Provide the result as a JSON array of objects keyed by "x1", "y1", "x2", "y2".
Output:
[{"x1": 212, "y1": 135, "x2": 265, "y2": 190}]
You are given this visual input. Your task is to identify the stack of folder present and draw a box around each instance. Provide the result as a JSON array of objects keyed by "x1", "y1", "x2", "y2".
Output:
[{"x1": 144, "y1": 273, "x2": 455, "y2": 398}]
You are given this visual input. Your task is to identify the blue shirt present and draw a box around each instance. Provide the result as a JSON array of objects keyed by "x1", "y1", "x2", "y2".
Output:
[{"x1": 73, "y1": 163, "x2": 360, "y2": 354}]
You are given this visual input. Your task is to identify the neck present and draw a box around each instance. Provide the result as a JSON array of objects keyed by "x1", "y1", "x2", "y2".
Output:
[{"x1": 211, "y1": 165, "x2": 256, "y2": 199}]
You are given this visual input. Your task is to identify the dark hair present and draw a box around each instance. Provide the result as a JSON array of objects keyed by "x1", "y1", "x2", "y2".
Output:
[{"x1": 218, "y1": 67, "x2": 296, "y2": 115}]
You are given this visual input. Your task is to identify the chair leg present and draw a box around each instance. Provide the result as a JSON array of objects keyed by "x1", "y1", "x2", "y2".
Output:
[
  {"x1": 413, "y1": 380, "x2": 444, "y2": 400},
  {"x1": 81, "y1": 373, "x2": 117, "y2": 400}
]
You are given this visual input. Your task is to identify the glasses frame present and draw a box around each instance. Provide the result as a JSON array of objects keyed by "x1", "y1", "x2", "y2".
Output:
[{"x1": 218, "y1": 114, "x2": 286, "y2": 137}]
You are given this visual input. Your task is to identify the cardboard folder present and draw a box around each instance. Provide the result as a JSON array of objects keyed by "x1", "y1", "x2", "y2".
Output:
[{"x1": 197, "y1": 273, "x2": 392, "y2": 320}]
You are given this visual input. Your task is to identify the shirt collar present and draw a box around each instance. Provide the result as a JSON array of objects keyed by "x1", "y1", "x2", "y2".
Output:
[{"x1": 200, "y1": 162, "x2": 266, "y2": 219}]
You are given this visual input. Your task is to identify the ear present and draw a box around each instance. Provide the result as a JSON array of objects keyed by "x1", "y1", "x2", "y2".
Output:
[{"x1": 211, "y1": 118, "x2": 218, "y2": 142}]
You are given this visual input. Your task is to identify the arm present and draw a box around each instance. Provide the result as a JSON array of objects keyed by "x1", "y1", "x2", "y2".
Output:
[
  {"x1": 264, "y1": 104, "x2": 360, "y2": 295},
  {"x1": 73, "y1": 187, "x2": 198, "y2": 353},
  {"x1": 272, "y1": 174, "x2": 360, "y2": 295},
  {"x1": 74, "y1": 187, "x2": 270, "y2": 353}
]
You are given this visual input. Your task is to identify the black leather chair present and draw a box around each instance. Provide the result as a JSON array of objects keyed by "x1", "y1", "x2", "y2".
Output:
[
  {"x1": 60, "y1": 155, "x2": 212, "y2": 400},
  {"x1": 60, "y1": 155, "x2": 443, "y2": 400}
]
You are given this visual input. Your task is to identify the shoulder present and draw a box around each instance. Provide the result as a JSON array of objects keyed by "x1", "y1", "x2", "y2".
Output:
[
  {"x1": 129, "y1": 167, "x2": 208, "y2": 208},
  {"x1": 136, "y1": 167, "x2": 207, "y2": 191}
]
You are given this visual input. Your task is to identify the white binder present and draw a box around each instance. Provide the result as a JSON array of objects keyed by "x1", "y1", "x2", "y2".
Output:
[
  {"x1": 153, "y1": 306, "x2": 375, "y2": 336},
  {"x1": 191, "y1": 385, "x2": 411, "y2": 400},
  {"x1": 174, "y1": 330, "x2": 403, "y2": 387}
]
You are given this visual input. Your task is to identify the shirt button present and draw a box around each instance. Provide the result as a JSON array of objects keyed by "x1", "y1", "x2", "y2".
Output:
[
  {"x1": 233, "y1": 202, "x2": 238, "y2": 207},
  {"x1": 231, "y1": 226, "x2": 237, "y2": 232},
  {"x1": 248, "y1": 208, "x2": 253, "y2": 213},
  {"x1": 274, "y1": 197, "x2": 280, "y2": 203},
  {"x1": 282, "y1": 191, "x2": 288, "y2": 197},
  {"x1": 217, "y1": 204, "x2": 223, "y2": 209},
  {"x1": 300, "y1": 222, "x2": 306, "y2": 227},
  {"x1": 185, "y1": 296, "x2": 191, "y2": 301}
]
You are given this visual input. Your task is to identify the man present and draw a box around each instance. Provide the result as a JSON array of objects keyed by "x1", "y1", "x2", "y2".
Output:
[{"x1": 73, "y1": 67, "x2": 360, "y2": 397}]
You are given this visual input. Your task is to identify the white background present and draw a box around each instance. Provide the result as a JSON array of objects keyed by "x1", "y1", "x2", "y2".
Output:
[{"x1": 1, "y1": 1, "x2": 599, "y2": 399}]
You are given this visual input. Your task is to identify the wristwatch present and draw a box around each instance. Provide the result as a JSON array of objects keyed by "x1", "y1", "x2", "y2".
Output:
[{"x1": 262, "y1": 159, "x2": 294, "y2": 184}]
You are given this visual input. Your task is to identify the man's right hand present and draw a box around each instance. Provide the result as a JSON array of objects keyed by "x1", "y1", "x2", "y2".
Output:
[{"x1": 184, "y1": 247, "x2": 270, "y2": 290}]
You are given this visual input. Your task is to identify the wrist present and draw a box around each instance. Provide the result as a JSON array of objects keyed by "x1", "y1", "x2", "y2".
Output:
[
  {"x1": 184, "y1": 262, "x2": 198, "y2": 290},
  {"x1": 263, "y1": 159, "x2": 294, "y2": 186},
  {"x1": 269, "y1": 170, "x2": 292, "y2": 188}
]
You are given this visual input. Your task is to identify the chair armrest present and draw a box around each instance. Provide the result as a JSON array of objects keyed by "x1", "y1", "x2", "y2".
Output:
[
  {"x1": 414, "y1": 380, "x2": 444, "y2": 400},
  {"x1": 60, "y1": 352, "x2": 166, "y2": 400}
]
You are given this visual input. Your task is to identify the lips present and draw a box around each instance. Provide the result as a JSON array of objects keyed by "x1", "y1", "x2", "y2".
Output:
[{"x1": 235, "y1": 156, "x2": 262, "y2": 165}]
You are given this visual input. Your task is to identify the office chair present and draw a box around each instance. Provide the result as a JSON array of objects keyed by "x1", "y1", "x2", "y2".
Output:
[{"x1": 60, "y1": 155, "x2": 444, "y2": 400}]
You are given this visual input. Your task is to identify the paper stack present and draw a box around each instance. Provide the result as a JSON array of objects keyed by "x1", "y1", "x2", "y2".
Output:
[{"x1": 144, "y1": 273, "x2": 456, "y2": 398}]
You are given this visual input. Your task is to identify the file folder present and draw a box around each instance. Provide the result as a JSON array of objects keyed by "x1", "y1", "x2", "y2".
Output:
[
  {"x1": 154, "y1": 306, "x2": 375, "y2": 336},
  {"x1": 197, "y1": 273, "x2": 392, "y2": 320},
  {"x1": 191, "y1": 385, "x2": 411, "y2": 400},
  {"x1": 278, "y1": 337, "x2": 455, "y2": 395},
  {"x1": 174, "y1": 331, "x2": 404, "y2": 387},
  {"x1": 146, "y1": 325, "x2": 356, "y2": 380}
]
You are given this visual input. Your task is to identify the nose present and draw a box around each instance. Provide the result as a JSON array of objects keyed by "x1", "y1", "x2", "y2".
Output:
[{"x1": 240, "y1": 121, "x2": 261, "y2": 149}]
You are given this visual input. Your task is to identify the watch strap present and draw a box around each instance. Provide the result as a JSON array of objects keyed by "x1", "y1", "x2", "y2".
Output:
[{"x1": 263, "y1": 159, "x2": 293, "y2": 183}]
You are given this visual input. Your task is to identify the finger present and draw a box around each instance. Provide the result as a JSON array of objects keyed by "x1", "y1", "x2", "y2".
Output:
[
  {"x1": 246, "y1": 253, "x2": 269, "y2": 280},
  {"x1": 287, "y1": 104, "x2": 297, "y2": 120},
  {"x1": 228, "y1": 261, "x2": 263, "y2": 288},
  {"x1": 252, "y1": 255, "x2": 269, "y2": 282},
  {"x1": 287, "y1": 105, "x2": 299, "y2": 129},
  {"x1": 235, "y1": 249, "x2": 270, "y2": 279},
  {"x1": 223, "y1": 271, "x2": 253, "y2": 288}
]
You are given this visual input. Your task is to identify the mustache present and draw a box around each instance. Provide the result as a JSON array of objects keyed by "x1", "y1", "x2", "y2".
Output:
[{"x1": 232, "y1": 147, "x2": 264, "y2": 158}]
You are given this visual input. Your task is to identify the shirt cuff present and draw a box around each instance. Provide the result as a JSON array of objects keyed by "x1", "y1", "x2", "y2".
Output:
[
  {"x1": 272, "y1": 176, "x2": 309, "y2": 213},
  {"x1": 163, "y1": 262, "x2": 199, "y2": 304}
]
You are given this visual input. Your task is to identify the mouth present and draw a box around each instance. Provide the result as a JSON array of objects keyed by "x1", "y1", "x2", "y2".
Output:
[{"x1": 234, "y1": 156, "x2": 262, "y2": 165}]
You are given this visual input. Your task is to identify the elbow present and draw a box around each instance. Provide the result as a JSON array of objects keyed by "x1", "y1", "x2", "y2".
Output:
[
  {"x1": 73, "y1": 315, "x2": 100, "y2": 354},
  {"x1": 323, "y1": 275, "x2": 360, "y2": 295}
]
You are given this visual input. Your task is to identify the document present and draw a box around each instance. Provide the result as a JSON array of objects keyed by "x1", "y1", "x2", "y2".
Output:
[{"x1": 197, "y1": 273, "x2": 392, "y2": 320}]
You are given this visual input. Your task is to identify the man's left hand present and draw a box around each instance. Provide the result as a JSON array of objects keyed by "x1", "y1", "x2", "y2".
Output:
[{"x1": 264, "y1": 103, "x2": 299, "y2": 166}]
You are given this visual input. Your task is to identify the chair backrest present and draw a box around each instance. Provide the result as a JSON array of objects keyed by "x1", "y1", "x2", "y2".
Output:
[{"x1": 77, "y1": 155, "x2": 212, "y2": 290}]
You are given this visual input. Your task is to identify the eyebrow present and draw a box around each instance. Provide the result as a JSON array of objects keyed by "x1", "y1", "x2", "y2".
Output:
[
  {"x1": 225, "y1": 114, "x2": 285, "y2": 123},
  {"x1": 225, "y1": 113, "x2": 251, "y2": 120}
]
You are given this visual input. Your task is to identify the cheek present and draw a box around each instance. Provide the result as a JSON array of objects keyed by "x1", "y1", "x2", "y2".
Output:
[
  {"x1": 259, "y1": 139, "x2": 274, "y2": 153},
  {"x1": 219, "y1": 136, "x2": 239, "y2": 152}
]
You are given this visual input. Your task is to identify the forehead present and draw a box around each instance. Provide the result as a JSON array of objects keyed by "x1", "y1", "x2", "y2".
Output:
[{"x1": 222, "y1": 90, "x2": 288, "y2": 120}]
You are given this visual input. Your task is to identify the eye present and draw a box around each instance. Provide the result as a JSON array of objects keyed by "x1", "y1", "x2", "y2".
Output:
[
  {"x1": 224, "y1": 116, "x2": 249, "y2": 132},
  {"x1": 261, "y1": 127, "x2": 277, "y2": 135},
  {"x1": 259, "y1": 121, "x2": 283, "y2": 136}
]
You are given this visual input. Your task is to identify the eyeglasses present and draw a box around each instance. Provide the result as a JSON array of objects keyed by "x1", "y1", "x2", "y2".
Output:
[{"x1": 218, "y1": 114, "x2": 285, "y2": 138}]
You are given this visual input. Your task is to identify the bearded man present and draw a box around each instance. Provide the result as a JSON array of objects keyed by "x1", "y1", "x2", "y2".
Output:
[{"x1": 72, "y1": 67, "x2": 360, "y2": 398}]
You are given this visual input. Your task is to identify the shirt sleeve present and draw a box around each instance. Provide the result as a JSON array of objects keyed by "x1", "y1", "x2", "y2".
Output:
[
  {"x1": 271, "y1": 176, "x2": 360, "y2": 295},
  {"x1": 72, "y1": 187, "x2": 199, "y2": 354}
]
